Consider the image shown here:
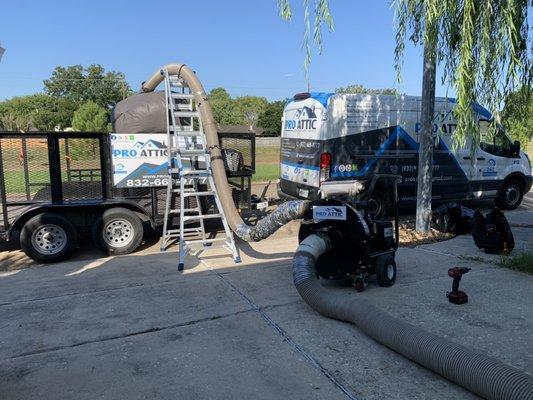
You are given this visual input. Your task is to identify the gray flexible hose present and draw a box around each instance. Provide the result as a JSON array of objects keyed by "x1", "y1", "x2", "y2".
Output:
[
  {"x1": 141, "y1": 64, "x2": 308, "y2": 241},
  {"x1": 293, "y1": 233, "x2": 533, "y2": 400}
]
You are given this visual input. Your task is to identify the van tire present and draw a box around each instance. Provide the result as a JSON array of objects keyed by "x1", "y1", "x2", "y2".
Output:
[
  {"x1": 92, "y1": 208, "x2": 143, "y2": 255},
  {"x1": 495, "y1": 179, "x2": 523, "y2": 210},
  {"x1": 20, "y1": 213, "x2": 77, "y2": 263}
]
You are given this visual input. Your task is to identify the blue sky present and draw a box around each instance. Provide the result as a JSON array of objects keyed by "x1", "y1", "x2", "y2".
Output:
[{"x1": 0, "y1": 0, "x2": 452, "y2": 101}]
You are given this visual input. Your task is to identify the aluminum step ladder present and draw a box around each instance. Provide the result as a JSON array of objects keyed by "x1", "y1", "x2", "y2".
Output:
[{"x1": 159, "y1": 69, "x2": 241, "y2": 270}]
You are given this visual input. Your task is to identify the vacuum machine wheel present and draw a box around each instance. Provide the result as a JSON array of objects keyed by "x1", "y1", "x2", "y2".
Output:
[{"x1": 376, "y1": 254, "x2": 397, "y2": 287}]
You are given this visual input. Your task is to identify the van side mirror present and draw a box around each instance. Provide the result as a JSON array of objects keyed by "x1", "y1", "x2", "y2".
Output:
[{"x1": 513, "y1": 140, "x2": 520, "y2": 155}]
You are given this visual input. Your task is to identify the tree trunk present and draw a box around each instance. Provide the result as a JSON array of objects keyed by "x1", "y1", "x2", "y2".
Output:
[{"x1": 415, "y1": 28, "x2": 437, "y2": 233}]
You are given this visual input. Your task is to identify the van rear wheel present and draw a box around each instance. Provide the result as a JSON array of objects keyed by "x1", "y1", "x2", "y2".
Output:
[{"x1": 495, "y1": 180, "x2": 523, "y2": 210}]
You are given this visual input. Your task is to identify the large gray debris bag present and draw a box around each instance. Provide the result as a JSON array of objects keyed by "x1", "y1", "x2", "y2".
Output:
[{"x1": 112, "y1": 91, "x2": 167, "y2": 133}]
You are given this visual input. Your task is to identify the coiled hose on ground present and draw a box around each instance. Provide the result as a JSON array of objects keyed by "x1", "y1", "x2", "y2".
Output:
[
  {"x1": 143, "y1": 64, "x2": 533, "y2": 399},
  {"x1": 294, "y1": 233, "x2": 533, "y2": 400}
]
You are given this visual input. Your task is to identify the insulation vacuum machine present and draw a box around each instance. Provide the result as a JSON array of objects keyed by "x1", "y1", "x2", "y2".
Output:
[{"x1": 298, "y1": 174, "x2": 400, "y2": 291}]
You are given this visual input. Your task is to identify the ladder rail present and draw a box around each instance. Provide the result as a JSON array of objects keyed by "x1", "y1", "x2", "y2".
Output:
[{"x1": 160, "y1": 68, "x2": 241, "y2": 270}]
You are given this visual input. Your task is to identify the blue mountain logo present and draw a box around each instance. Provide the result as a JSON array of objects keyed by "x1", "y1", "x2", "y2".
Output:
[{"x1": 285, "y1": 105, "x2": 318, "y2": 130}]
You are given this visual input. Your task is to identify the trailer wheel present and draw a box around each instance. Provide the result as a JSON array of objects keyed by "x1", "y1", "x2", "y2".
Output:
[
  {"x1": 20, "y1": 213, "x2": 77, "y2": 263},
  {"x1": 376, "y1": 254, "x2": 396, "y2": 287},
  {"x1": 92, "y1": 208, "x2": 143, "y2": 255},
  {"x1": 495, "y1": 179, "x2": 523, "y2": 210}
]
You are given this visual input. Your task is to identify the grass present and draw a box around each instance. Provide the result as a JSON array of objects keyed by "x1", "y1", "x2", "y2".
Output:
[
  {"x1": 499, "y1": 251, "x2": 533, "y2": 274},
  {"x1": 252, "y1": 145, "x2": 281, "y2": 182},
  {"x1": 4, "y1": 170, "x2": 50, "y2": 194},
  {"x1": 253, "y1": 164, "x2": 280, "y2": 182}
]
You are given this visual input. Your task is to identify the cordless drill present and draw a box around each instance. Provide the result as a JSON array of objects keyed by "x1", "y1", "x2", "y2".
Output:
[{"x1": 446, "y1": 267, "x2": 471, "y2": 304}]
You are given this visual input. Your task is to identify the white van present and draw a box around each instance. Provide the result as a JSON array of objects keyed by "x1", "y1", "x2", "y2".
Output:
[{"x1": 279, "y1": 93, "x2": 532, "y2": 211}]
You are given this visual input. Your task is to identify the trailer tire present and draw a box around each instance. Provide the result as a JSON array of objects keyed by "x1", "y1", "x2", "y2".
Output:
[
  {"x1": 92, "y1": 208, "x2": 143, "y2": 255},
  {"x1": 495, "y1": 179, "x2": 523, "y2": 210},
  {"x1": 376, "y1": 254, "x2": 396, "y2": 287},
  {"x1": 20, "y1": 213, "x2": 77, "y2": 263}
]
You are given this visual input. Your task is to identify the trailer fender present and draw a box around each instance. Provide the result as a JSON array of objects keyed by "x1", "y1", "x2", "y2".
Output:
[{"x1": 6, "y1": 200, "x2": 153, "y2": 241}]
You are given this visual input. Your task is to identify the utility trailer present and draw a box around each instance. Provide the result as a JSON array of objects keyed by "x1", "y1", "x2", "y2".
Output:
[{"x1": 0, "y1": 131, "x2": 255, "y2": 263}]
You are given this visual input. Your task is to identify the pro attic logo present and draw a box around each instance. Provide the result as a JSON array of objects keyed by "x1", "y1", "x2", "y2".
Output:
[
  {"x1": 112, "y1": 139, "x2": 168, "y2": 158},
  {"x1": 285, "y1": 106, "x2": 318, "y2": 130},
  {"x1": 312, "y1": 205, "x2": 347, "y2": 220}
]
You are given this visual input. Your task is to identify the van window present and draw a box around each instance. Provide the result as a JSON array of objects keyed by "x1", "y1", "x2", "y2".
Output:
[{"x1": 479, "y1": 120, "x2": 513, "y2": 157}]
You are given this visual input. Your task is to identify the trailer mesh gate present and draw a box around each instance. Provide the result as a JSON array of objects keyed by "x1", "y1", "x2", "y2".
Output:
[{"x1": 0, "y1": 131, "x2": 256, "y2": 236}]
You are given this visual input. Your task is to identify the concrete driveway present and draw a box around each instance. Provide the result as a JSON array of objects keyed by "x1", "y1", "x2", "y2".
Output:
[{"x1": 0, "y1": 195, "x2": 532, "y2": 399}]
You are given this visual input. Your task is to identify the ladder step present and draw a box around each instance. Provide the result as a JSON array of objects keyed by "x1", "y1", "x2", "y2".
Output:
[
  {"x1": 164, "y1": 228, "x2": 203, "y2": 235},
  {"x1": 170, "y1": 129, "x2": 203, "y2": 137},
  {"x1": 178, "y1": 149, "x2": 207, "y2": 156},
  {"x1": 185, "y1": 238, "x2": 228, "y2": 245},
  {"x1": 169, "y1": 147, "x2": 206, "y2": 154},
  {"x1": 174, "y1": 111, "x2": 199, "y2": 118},
  {"x1": 175, "y1": 104, "x2": 193, "y2": 111},
  {"x1": 181, "y1": 191, "x2": 215, "y2": 197},
  {"x1": 182, "y1": 214, "x2": 223, "y2": 221},
  {"x1": 171, "y1": 93, "x2": 195, "y2": 100},
  {"x1": 169, "y1": 208, "x2": 201, "y2": 214},
  {"x1": 168, "y1": 77, "x2": 186, "y2": 87},
  {"x1": 168, "y1": 168, "x2": 210, "y2": 175}
]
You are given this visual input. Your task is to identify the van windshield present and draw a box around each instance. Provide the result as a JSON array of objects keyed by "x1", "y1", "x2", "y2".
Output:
[{"x1": 479, "y1": 120, "x2": 514, "y2": 157}]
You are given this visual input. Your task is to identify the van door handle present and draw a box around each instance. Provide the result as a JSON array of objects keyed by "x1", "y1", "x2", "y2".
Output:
[
  {"x1": 476, "y1": 157, "x2": 486, "y2": 161},
  {"x1": 463, "y1": 156, "x2": 471, "y2": 160}
]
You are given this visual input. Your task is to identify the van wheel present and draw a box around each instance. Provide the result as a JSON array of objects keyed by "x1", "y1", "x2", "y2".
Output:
[
  {"x1": 20, "y1": 213, "x2": 77, "y2": 263},
  {"x1": 495, "y1": 180, "x2": 523, "y2": 210},
  {"x1": 376, "y1": 254, "x2": 396, "y2": 287},
  {"x1": 92, "y1": 208, "x2": 143, "y2": 255}
]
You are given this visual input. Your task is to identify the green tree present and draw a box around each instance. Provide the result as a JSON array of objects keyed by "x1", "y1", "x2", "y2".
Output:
[
  {"x1": 335, "y1": 84, "x2": 398, "y2": 95},
  {"x1": 44, "y1": 64, "x2": 131, "y2": 108},
  {"x1": 234, "y1": 96, "x2": 269, "y2": 128},
  {"x1": 209, "y1": 87, "x2": 241, "y2": 125},
  {"x1": 278, "y1": 1, "x2": 530, "y2": 139},
  {"x1": 71, "y1": 101, "x2": 109, "y2": 132},
  {"x1": 258, "y1": 100, "x2": 285, "y2": 135},
  {"x1": 208, "y1": 88, "x2": 269, "y2": 128},
  {"x1": 502, "y1": 86, "x2": 533, "y2": 146},
  {"x1": 0, "y1": 94, "x2": 77, "y2": 131}
]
